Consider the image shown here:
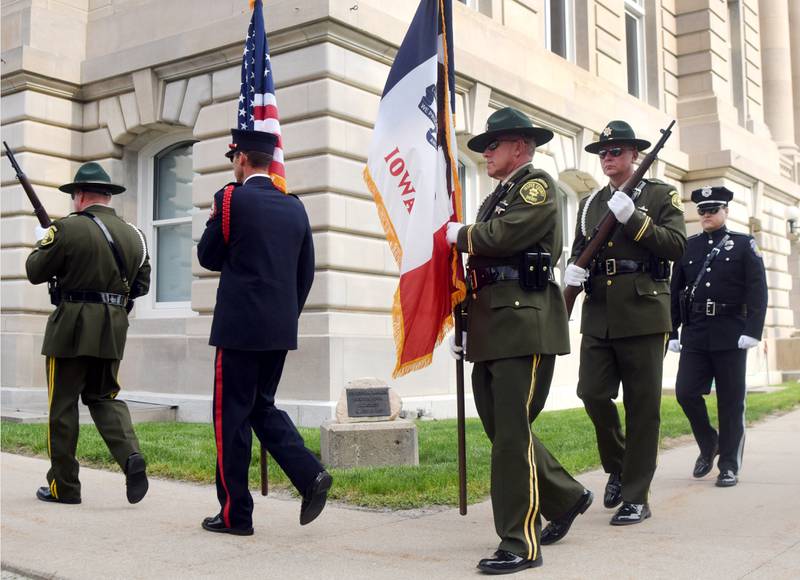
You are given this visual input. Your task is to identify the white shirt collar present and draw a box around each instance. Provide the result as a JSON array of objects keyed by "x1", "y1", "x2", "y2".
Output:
[
  {"x1": 243, "y1": 173, "x2": 271, "y2": 185},
  {"x1": 501, "y1": 162, "x2": 533, "y2": 186}
]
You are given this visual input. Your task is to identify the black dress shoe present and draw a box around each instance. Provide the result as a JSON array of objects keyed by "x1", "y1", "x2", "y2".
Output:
[
  {"x1": 610, "y1": 502, "x2": 651, "y2": 526},
  {"x1": 125, "y1": 453, "x2": 148, "y2": 504},
  {"x1": 36, "y1": 486, "x2": 81, "y2": 504},
  {"x1": 541, "y1": 489, "x2": 593, "y2": 545},
  {"x1": 201, "y1": 514, "x2": 254, "y2": 536},
  {"x1": 603, "y1": 472, "x2": 622, "y2": 508},
  {"x1": 693, "y1": 443, "x2": 718, "y2": 478},
  {"x1": 300, "y1": 470, "x2": 333, "y2": 526},
  {"x1": 716, "y1": 469, "x2": 738, "y2": 487},
  {"x1": 477, "y1": 550, "x2": 542, "y2": 575},
  {"x1": 693, "y1": 454, "x2": 714, "y2": 478}
]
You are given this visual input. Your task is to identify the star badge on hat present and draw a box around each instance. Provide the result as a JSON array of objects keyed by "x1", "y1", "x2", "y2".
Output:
[
  {"x1": 602, "y1": 126, "x2": 613, "y2": 137},
  {"x1": 701, "y1": 186, "x2": 712, "y2": 198}
]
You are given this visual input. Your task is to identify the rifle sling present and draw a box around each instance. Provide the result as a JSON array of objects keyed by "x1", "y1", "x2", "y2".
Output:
[{"x1": 79, "y1": 212, "x2": 130, "y2": 292}]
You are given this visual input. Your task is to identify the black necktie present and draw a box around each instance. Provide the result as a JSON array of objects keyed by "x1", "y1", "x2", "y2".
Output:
[{"x1": 476, "y1": 183, "x2": 505, "y2": 223}]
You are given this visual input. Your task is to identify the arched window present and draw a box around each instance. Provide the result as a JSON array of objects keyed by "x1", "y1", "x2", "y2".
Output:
[
  {"x1": 152, "y1": 142, "x2": 194, "y2": 304},
  {"x1": 137, "y1": 135, "x2": 197, "y2": 316}
]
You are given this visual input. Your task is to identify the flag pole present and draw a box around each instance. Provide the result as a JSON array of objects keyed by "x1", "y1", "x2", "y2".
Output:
[{"x1": 454, "y1": 303, "x2": 467, "y2": 515}]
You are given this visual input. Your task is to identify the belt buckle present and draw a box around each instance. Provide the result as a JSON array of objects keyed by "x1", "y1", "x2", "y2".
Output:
[
  {"x1": 605, "y1": 259, "x2": 616, "y2": 276},
  {"x1": 705, "y1": 300, "x2": 716, "y2": 316}
]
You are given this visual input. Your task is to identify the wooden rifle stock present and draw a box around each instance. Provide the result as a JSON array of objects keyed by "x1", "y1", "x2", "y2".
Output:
[
  {"x1": 3, "y1": 141, "x2": 51, "y2": 228},
  {"x1": 563, "y1": 120, "x2": 676, "y2": 316}
]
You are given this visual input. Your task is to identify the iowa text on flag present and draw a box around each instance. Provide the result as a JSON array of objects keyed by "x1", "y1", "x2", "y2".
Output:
[
  {"x1": 239, "y1": 0, "x2": 287, "y2": 193},
  {"x1": 364, "y1": 0, "x2": 465, "y2": 378}
]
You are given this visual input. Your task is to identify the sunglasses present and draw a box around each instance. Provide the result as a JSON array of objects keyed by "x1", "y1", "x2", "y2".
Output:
[
  {"x1": 697, "y1": 206, "x2": 723, "y2": 216},
  {"x1": 597, "y1": 147, "x2": 629, "y2": 159},
  {"x1": 485, "y1": 138, "x2": 521, "y2": 152}
]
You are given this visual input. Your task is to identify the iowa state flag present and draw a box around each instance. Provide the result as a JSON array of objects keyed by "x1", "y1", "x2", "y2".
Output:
[{"x1": 363, "y1": 0, "x2": 465, "y2": 378}]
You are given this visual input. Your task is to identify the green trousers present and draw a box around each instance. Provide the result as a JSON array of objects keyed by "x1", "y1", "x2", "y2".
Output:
[
  {"x1": 576, "y1": 333, "x2": 666, "y2": 504},
  {"x1": 45, "y1": 356, "x2": 140, "y2": 500},
  {"x1": 472, "y1": 354, "x2": 585, "y2": 560}
]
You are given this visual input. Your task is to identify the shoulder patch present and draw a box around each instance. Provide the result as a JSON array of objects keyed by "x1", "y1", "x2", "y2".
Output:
[
  {"x1": 209, "y1": 197, "x2": 218, "y2": 219},
  {"x1": 519, "y1": 179, "x2": 548, "y2": 206},
  {"x1": 39, "y1": 224, "x2": 58, "y2": 247},
  {"x1": 670, "y1": 190, "x2": 684, "y2": 212},
  {"x1": 749, "y1": 238, "x2": 762, "y2": 257}
]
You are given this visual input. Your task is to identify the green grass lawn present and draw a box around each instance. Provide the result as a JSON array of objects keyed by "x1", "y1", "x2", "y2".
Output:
[{"x1": 3, "y1": 383, "x2": 799, "y2": 509}]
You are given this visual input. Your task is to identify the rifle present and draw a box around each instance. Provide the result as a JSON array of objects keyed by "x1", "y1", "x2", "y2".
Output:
[
  {"x1": 3, "y1": 141, "x2": 51, "y2": 228},
  {"x1": 563, "y1": 120, "x2": 676, "y2": 316}
]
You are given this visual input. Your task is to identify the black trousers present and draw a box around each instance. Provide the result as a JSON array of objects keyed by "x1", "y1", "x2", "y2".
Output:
[
  {"x1": 212, "y1": 348, "x2": 323, "y2": 529},
  {"x1": 675, "y1": 348, "x2": 747, "y2": 473}
]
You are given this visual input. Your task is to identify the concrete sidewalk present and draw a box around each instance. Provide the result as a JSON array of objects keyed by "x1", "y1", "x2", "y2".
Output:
[{"x1": 2, "y1": 411, "x2": 799, "y2": 580}]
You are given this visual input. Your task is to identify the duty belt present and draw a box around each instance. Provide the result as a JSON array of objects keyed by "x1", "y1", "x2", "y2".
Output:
[
  {"x1": 468, "y1": 265, "x2": 521, "y2": 292},
  {"x1": 62, "y1": 290, "x2": 128, "y2": 307},
  {"x1": 592, "y1": 259, "x2": 649, "y2": 277},
  {"x1": 691, "y1": 300, "x2": 746, "y2": 317}
]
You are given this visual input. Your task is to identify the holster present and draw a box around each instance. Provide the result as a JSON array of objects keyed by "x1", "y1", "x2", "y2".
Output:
[
  {"x1": 649, "y1": 255, "x2": 671, "y2": 282},
  {"x1": 48, "y1": 278, "x2": 61, "y2": 306},
  {"x1": 519, "y1": 251, "x2": 552, "y2": 291},
  {"x1": 679, "y1": 288, "x2": 692, "y2": 326}
]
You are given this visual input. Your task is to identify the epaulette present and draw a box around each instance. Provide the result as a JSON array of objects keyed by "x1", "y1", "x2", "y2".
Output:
[
  {"x1": 289, "y1": 193, "x2": 300, "y2": 200},
  {"x1": 643, "y1": 177, "x2": 668, "y2": 185},
  {"x1": 688, "y1": 232, "x2": 703, "y2": 239},
  {"x1": 726, "y1": 230, "x2": 752, "y2": 238}
]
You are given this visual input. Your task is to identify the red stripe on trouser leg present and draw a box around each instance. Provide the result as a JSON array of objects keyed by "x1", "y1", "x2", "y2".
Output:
[{"x1": 214, "y1": 348, "x2": 232, "y2": 528}]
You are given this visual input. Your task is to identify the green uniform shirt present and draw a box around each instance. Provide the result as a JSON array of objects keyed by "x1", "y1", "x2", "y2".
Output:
[
  {"x1": 457, "y1": 164, "x2": 570, "y2": 361},
  {"x1": 571, "y1": 180, "x2": 687, "y2": 339},
  {"x1": 26, "y1": 205, "x2": 151, "y2": 359}
]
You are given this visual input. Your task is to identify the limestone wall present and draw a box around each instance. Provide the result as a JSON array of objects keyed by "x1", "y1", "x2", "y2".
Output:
[{"x1": 2, "y1": 0, "x2": 800, "y2": 420}]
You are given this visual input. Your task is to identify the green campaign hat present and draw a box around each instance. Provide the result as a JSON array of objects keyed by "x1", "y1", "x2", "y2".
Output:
[
  {"x1": 467, "y1": 107, "x2": 554, "y2": 152},
  {"x1": 58, "y1": 162, "x2": 126, "y2": 195},
  {"x1": 584, "y1": 120, "x2": 651, "y2": 154}
]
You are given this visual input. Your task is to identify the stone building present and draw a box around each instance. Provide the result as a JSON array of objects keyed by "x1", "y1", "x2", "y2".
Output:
[{"x1": 2, "y1": 0, "x2": 799, "y2": 425}]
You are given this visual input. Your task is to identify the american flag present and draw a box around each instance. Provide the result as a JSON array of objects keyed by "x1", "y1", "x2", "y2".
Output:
[{"x1": 238, "y1": 0, "x2": 287, "y2": 193}]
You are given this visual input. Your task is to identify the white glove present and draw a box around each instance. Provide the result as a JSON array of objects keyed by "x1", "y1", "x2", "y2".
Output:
[
  {"x1": 668, "y1": 339, "x2": 681, "y2": 353},
  {"x1": 564, "y1": 264, "x2": 589, "y2": 287},
  {"x1": 446, "y1": 221, "x2": 463, "y2": 245},
  {"x1": 34, "y1": 225, "x2": 48, "y2": 241},
  {"x1": 737, "y1": 335, "x2": 759, "y2": 349},
  {"x1": 448, "y1": 332, "x2": 467, "y2": 360},
  {"x1": 608, "y1": 191, "x2": 635, "y2": 224}
]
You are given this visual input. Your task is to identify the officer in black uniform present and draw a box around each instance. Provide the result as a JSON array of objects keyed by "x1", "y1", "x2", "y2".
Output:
[
  {"x1": 197, "y1": 129, "x2": 331, "y2": 536},
  {"x1": 669, "y1": 186, "x2": 768, "y2": 488}
]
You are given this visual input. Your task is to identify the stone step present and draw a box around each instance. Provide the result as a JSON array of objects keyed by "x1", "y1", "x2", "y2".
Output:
[{"x1": 1, "y1": 400, "x2": 177, "y2": 424}]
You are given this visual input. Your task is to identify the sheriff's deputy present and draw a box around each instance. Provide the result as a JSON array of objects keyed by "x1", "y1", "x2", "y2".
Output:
[
  {"x1": 448, "y1": 107, "x2": 592, "y2": 575},
  {"x1": 668, "y1": 186, "x2": 768, "y2": 487},
  {"x1": 26, "y1": 162, "x2": 151, "y2": 505},
  {"x1": 565, "y1": 120, "x2": 687, "y2": 525}
]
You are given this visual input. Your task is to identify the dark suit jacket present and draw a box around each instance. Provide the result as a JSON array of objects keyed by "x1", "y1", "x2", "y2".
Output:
[
  {"x1": 670, "y1": 227, "x2": 768, "y2": 350},
  {"x1": 198, "y1": 176, "x2": 314, "y2": 351}
]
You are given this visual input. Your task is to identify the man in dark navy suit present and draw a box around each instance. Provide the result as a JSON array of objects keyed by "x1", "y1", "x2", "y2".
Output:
[
  {"x1": 197, "y1": 128, "x2": 332, "y2": 536},
  {"x1": 669, "y1": 186, "x2": 768, "y2": 488}
]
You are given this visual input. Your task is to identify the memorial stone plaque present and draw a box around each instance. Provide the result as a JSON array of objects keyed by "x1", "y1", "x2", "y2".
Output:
[{"x1": 346, "y1": 387, "x2": 391, "y2": 418}]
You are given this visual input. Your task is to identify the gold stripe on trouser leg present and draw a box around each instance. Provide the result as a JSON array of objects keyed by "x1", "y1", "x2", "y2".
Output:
[
  {"x1": 47, "y1": 357, "x2": 55, "y2": 457},
  {"x1": 47, "y1": 357, "x2": 59, "y2": 499},
  {"x1": 522, "y1": 354, "x2": 541, "y2": 561}
]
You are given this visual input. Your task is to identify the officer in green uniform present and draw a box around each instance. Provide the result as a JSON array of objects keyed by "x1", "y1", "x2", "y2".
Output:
[
  {"x1": 447, "y1": 108, "x2": 592, "y2": 575},
  {"x1": 25, "y1": 163, "x2": 151, "y2": 505},
  {"x1": 564, "y1": 121, "x2": 686, "y2": 525}
]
